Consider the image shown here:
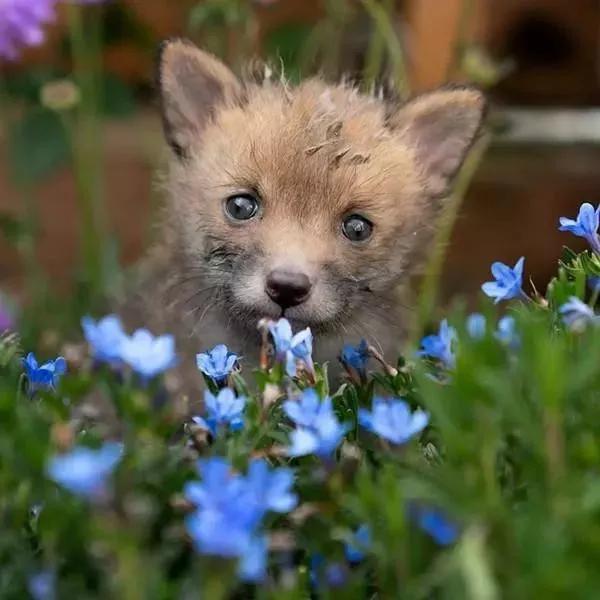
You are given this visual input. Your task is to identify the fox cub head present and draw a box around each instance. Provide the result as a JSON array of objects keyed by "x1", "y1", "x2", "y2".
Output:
[{"x1": 156, "y1": 39, "x2": 486, "y2": 337}]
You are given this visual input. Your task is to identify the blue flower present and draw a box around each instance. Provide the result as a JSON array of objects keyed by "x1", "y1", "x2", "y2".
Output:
[
  {"x1": 269, "y1": 318, "x2": 314, "y2": 377},
  {"x1": 244, "y1": 459, "x2": 298, "y2": 515},
  {"x1": 344, "y1": 524, "x2": 371, "y2": 563},
  {"x1": 466, "y1": 313, "x2": 486, "y2": 339},
  {"x1": 120, "y1": 329, "x2": 176, "y2": 380},
  {"x1": 324, "y1": 563, "x2": 348, "y2": 587},
  {"x1": 559, "y1": 297, "x2": 598, "y2": 332},
  {"x1": 22, "y1": 353, "x2": 66, "y2": 393},
  {"x1": 481, "y1": 257, "x2": 526, "y2": 303},
  {"x1": 184, "y1": 457, "x2": 296, "y2": 580},
  {"x1": 340, "y1": 339, "x2": 369, "y2": 375},
  {"x1": 185, "y1": 504, "x2": 256, "y2": 559},
  {"x1": 184, "y1": 458, "x2": 257, "y2": 557},
  {"x1": 310, "y1": 555, "x2": 348, "y2": 589},
  {"x1": 283, "y1": 389, "x2": 346, "y2": 458},
  {"x1": 81, "y1": 314, "x2": 126, "y2": 364},
  {"x1": 46, "y1": 442, "x2": 123, "y2": 499},
  {"x1": 238, "y1": 535, "x2": 268, "y2": 583},
  {"x1": 28, "y1": 570, "x2": 55, "y2": 600},
  {"x1": 192, "y1": 388, "x2": 246, "y2": 436},
  {"x1": 495, "y1": 316, "x2": 520, "y2": 348},
  {"x1": 559, "y1": 202, "x2": 600, "y2": 254},
  {"x1": 196, "y1": 344, "x2": 238, "y2": 383},
  {"x1": 184, "y1": 458, "x2": 245, "y2": 515},
  {"x1": 411, "y1": 505, "x2": 459, "y2": 546},
  {"x1": 418, "y1": 319, "x2": 456, "y2": 368},
  {"x1": 358, "y1": 398, "x2": 429, "y2": 445},
  {"x1": 588, "y1": 276, "x2": 600, "y2": 293}
]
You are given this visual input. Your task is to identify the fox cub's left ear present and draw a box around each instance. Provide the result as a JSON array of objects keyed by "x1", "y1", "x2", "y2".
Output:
[{"x1": 388, "y1": 87, "x2": 487, "y2": 197}]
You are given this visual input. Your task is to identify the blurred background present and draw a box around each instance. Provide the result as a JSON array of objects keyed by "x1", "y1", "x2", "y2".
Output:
[{"x1": 1, "y1": 0, "x2": 600, "y2": 331}]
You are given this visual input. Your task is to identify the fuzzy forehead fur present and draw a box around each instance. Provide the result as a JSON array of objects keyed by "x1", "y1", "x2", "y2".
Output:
[
  {"x1": 192, "y1": 78, "x2": 423, "y2": 217},
  {"x1": 160, "y1": 40, "x2": 485, "y2": 259},
  {"x1": 158, "y1": 40, "x2": 486, "y2": 300},
  {"x1": 165, "y1": 80, "x2": 480, "y2": 275}
]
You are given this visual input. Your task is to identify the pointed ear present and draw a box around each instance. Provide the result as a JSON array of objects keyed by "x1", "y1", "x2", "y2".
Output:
[
  {"x1": 156, "y1": 38, "x2": 244, "y2": 158},
  {"x1": 388, "y1": 87, "x2": 487, "y2": 196}
]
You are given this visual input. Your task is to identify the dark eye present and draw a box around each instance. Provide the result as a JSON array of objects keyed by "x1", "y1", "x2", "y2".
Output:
[
  {"x1": 342, "y1": 214, "x2": 373, "y2": 242},
  {"x1": 224, "y1": 194, "x2": 260, "y2": 221}
]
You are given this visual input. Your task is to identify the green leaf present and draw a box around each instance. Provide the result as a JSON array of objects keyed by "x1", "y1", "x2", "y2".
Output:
[
  {"x1": 101, "y1": 73, "x2": 136, "y2": 118},
  {"x1": 8, "y1": 108, "x2": 70, "y2": 184},
  {"x1": 264, "y1": 23, "x2": 313, "y2": 82},
  {"x1": 0, "y1": 213, "x2": 28, "y2": 245},
  {"x1": 3, "y1": 68, "x2": 63, "y2": 103},
  {"x1": 189, "y1": 1, "x2": 230, "y2": 29},
  {"x1": 102, "y1": 3, "x2": 154, "y2": 49}
]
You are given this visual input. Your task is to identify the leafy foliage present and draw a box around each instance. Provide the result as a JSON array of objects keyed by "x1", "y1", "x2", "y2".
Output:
[{"x1": 1, "y1": 246, "x2": 600, "y2": 598}]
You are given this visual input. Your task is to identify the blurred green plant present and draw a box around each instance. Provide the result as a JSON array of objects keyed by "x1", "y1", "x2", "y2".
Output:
[
  {"x1": 0, "y1": 1, "x2": 142, "y2": 345},
  {"x1": 2, "y1": 221, "x2": 600, "y2": 596}
]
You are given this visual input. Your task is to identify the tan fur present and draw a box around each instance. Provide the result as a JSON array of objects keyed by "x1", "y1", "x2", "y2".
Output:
[{"x1": 120, "y1": 40, "x2": 487, "y2": 394}]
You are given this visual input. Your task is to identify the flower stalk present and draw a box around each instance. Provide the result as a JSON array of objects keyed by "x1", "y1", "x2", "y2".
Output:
[{"x1": 66, "y1": 2, "x2": 108, "y2": 299}]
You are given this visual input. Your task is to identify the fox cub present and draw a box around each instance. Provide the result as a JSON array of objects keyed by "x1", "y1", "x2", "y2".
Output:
[{"x1": 122, "y1": 38, "x2": 486, "y2": 386}]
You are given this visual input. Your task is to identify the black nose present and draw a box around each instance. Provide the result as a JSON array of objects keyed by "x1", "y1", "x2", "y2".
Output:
[{"x1": 266, "y1": 269, "x2": 312, "y2": 309}]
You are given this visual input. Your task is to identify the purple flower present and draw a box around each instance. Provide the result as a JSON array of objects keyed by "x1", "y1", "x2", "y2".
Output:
[
  {"x1": 283, "y1": 389, "x2": 347, "y2": 458},
  {"x1": 340, "y1": 339, "x2": 369, "y2": 376},
  {"x1": 559, "y1": 202, "x2": 600, "y2": 254},
  {"x1": 269, "y1": 318, "x2": 314, "y2": 377},
  {"x1": 192, "y1": 388, "x2": 246, "y2": 436},
  {"x1": 196, "y1": 344, "x2": 238, "y2": 383},
  {"x1": 81, "y1": 314, "x2": 126, "y2": 364},
  {"x1": 481, "y1": 257, "x2": 526, "y2": 303},
  {"x1": 559, "y1": 297, "x2": 598, "y2": 332},
  {"x1": 120, "y1": 329, "x2": 176, "y2": 380},
  {"x1": 358, "y1": 398, "x2": 429, "y2": 445},
  {"x1": 22, "y1": 353, "x2": 66, "y2": 393},
  {"x1": 46, "y1": 442, "x2": 123, "y2": 499},
  {"x1": 344, "y1": 524, "x2": 371, "y2": 563},
  {"x1": 0, "y1": 0, "x2": 57, "y2": 61},
  {"x1": 418, "y1": 319, "x2": 457, "y2": 368}
]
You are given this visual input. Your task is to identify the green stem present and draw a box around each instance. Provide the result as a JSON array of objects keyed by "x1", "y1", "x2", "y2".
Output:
[
  {"x1": 445, "y1": 0, "x2": 475, "y2": 80},
  {"x1": 360, "y1": 0, "x2": 409, "y2": 98},
  {"x1": 414, "y1": 136, "x2": 489, "y2": 340},
  {"x1": 361, "y1": 0, "x2": 395, "y2": 90},
  {"x1": 0, "y1": 72, "x2": 46, "y2": 306},
  {"x1": 66, "y1": 3, "x2": 107, "y2": 300},
  {"x1": 321, "y1": 0, "x2": 351, "y2": 79},
  {"x1": 589, "y1": 282, "x2": 600, "y2": 307}
]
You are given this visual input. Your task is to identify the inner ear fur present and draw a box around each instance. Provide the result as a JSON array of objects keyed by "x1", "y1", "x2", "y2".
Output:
[
  {"x1": 387, "y1": 86, "x2": 487, "y2": 197},
  {"x1": 156, "y1": 38, "x2": 244, "y2": 158}
]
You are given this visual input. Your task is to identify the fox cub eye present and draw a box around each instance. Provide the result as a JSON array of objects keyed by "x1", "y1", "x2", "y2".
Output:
[
  {"x1": 342, "y1": 214, "x2": 373, "y2": 242},
  {"x1": 224, "y1": 194, "x2": 260, "y2": 221}
]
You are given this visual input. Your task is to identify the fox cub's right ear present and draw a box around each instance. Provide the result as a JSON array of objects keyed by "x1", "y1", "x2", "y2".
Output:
[{"x1": 156, "y1": 38, "x2": 243, "y2": 158}]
